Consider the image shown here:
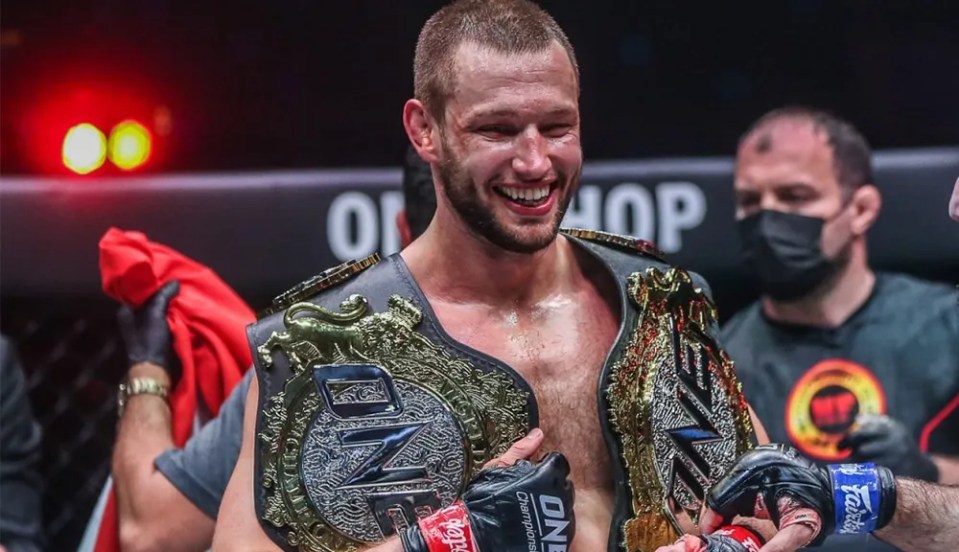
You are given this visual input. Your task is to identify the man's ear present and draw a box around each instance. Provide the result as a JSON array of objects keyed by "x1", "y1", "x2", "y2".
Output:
[
  {"x1": 850, "y1": 184, "x2": 882, "y2": 236},
  {"x1": 403, "y1": 99, "x2": 440, "y2": 165},
  {"x1": 396, "y1": 210, "x2": 414, "y2": 249}
]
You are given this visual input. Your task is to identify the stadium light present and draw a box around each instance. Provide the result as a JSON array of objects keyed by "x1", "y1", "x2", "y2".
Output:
[
  {"x1": 109, "y1": 120, "x2": 152, "y2": 171},
  {"x1": 62, "y1": 123, "x2": 107, "y2": 175}
]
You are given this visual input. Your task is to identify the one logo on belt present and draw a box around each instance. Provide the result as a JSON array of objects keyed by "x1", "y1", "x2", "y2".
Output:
[{"x1": 785, "y1": 359, "x2": 886, "y2": 461}]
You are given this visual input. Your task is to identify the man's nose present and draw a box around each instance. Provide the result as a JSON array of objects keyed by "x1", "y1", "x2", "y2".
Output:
[
  {"x1": 759, "y1": 193, "x2": 782, "y2": 212},
  {"x1": 512, "y1": 128, "x2": 551, "y2": 181}
]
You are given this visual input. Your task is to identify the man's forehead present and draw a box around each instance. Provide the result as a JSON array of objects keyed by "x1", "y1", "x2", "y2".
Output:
[
  {"x1": 736, "y1": 119, "x2": 836, "y2": 182},
  {"x1": 442, "y1": 41, "x2": 579, "y2": 124},
  {"x1": 740, "y1": 118, "x2": 830, "y2": 159},
  {"x1": 449, "y1": 40, "x2": 577, "y2": 91}
]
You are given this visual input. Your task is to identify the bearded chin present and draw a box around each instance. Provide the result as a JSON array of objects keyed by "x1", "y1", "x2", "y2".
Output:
[{"x1": 438, "y1": 157, "x2": 575, "y2": 254}]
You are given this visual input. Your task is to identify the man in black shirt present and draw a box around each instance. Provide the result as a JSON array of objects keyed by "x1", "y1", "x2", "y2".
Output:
[{"x1": 721, "y1": 107, "x2": 959, "y2": 550}]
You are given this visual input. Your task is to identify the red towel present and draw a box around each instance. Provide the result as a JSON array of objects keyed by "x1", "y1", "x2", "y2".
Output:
[{"x1": 93, "y1": 227, "x2": 255, "y2": 551}]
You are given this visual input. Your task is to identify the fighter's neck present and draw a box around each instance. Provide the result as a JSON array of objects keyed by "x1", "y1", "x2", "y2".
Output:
[
  {"x1": 761, "y1": 249, "x2": 876, "y2": 329},
  {"x1": 400, "y1": 225, "x2": 579, "y2": 309}
]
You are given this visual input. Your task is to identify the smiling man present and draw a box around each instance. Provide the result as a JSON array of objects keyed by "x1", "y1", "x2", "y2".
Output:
[{"x1": 213, "y1": 2, "x2": 765, "y2": 551}]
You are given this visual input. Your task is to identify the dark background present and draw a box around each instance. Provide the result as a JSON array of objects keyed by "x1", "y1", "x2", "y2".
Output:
[
  {"x1": 3, "y1": 0, "x2": 958, "y2": 175},
  {"x1": 1, "y1": 1, "x2": 958, "y2": 550}
]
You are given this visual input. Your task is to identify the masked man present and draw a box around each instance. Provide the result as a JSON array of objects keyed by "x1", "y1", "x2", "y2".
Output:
[{"x1": 721, "y1": 107, "x2": 959, "y2": 551}]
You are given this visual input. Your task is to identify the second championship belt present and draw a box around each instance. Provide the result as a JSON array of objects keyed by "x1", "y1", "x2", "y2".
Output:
[
  {"x1": 250, "y1": 256, "x2": 536, "y2": 552},
  {"x1": 606, "y1": 267, "x2": 755, "y2": 551},
  {"x1": 564, "y1": 229, "x2": 755, "y2": 552}
]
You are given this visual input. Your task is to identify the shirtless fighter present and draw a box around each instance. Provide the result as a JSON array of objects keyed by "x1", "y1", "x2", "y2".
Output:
[{"x1": 214, "y1": 1, "x2": 767, "y2": 551}]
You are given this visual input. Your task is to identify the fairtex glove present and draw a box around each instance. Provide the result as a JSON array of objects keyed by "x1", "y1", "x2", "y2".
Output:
[
  {"x1": 400, "y1": 452, "x2": 574, "y2": 552},
  {"x1": 706, "y1": 444, "x2": 897, "y2": 547}
]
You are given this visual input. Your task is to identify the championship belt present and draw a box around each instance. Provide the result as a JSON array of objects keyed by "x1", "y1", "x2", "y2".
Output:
[
  {"x1": 250, "y1": 255, "x2": 536, "y2": 551},
  {"x1": 563, "y1": 230, "x2": 755, "y2": 552}
]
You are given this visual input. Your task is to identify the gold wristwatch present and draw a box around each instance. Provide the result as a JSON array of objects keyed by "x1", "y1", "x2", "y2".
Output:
[{"x1": 117, "y1": 377, "x2": 170, "y2": 417}]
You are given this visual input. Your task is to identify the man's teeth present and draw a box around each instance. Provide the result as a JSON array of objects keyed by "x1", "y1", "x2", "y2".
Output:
[{"x1": 496, "y1": 186, "x2": 550, "y2": 202}]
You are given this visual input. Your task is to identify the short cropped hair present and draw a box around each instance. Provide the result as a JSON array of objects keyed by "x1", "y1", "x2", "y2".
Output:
[
  {"x1": 414, "y1": 0, "x2": 579, "y2": 121},
  {"x1": 402, "y1": 146, "x2": 437, "y2": 239},
  {"x1": 740, "y1": 106, "x2": 874, "y2": 195}
]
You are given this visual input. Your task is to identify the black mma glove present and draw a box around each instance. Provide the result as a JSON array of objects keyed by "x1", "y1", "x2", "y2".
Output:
[
  {"x1": 707, "y1": 444, "x2": 897, "y2": 547},
  {"x1": 400, "y1": 452, "x2": 574, "y2": 552},
  {"x1": 117, "y1": 280, "x2": 180, "y2": 381},
  {"x1": 840, "y1": 414, "x2": 939, "y2": 482}
]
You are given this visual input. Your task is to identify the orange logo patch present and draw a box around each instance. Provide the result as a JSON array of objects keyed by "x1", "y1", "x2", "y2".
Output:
[{"x1": 785, "y1": 359, "x2": 886, "y2": 461}]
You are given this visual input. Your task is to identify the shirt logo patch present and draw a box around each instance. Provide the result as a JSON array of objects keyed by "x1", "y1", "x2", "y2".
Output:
[{"x1": 785, "y1": 359, "x2": 886, "y2": 461}]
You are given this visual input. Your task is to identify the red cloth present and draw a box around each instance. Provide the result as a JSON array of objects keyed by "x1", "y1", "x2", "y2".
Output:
[{"x1": 93, "y1": 227, "x2": 255, "y2": 551}]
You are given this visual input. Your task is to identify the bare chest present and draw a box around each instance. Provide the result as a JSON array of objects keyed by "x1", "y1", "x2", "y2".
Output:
[{"x1": 433, "y1": 294, "x2": 620, "y2": 492}]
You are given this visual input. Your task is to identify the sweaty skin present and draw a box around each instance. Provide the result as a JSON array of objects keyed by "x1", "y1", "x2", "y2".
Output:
[{"x1": 401, "y1": 41, "x2": 620, "y2": 552}]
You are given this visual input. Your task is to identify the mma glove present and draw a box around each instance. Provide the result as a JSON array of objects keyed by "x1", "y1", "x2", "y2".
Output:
[
  {"x1": 707, "y1": 444, "x2": 897, "y2": 547},
  {"x1": 117, "y1": 280, "x2": 180, "y2": 383},
  {"x1": 400, "y1": 452, "x2": 575, "y2": 552},
  {"x1": 840, "y1": 414, "x2": 939, "y2": 482}
]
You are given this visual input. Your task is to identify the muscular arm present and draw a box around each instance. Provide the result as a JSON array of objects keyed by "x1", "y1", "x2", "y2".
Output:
[
  {"x1": 212, "y1": 376, "x2": 282, "y2": 551},
  {"x1": 112, "y1": 362, "x2": 214, "y2": 552},
  {"x1": 875, "y1": 478, "x2": 959, "y2": 552}
]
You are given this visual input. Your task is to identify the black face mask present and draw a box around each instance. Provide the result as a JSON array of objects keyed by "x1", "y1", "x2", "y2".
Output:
[{"x1": 738, "y1": 209, "x2": 845, "y2": 301}]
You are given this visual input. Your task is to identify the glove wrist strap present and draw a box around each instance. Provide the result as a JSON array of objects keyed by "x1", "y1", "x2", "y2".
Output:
[
  {"x1": 416, "y1": 501, "x2": 478, "y2": 552},
  {"x1": 829, "y1": 463, "x2": 891, "y2": 535},
  {"x1": 875, "y1": 465, "x2": 898, "y2": 530}
]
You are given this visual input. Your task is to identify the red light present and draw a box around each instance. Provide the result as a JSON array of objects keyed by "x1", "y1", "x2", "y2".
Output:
[{"x1": 21, "y1": 76, "x2": 166, "y2": 175}]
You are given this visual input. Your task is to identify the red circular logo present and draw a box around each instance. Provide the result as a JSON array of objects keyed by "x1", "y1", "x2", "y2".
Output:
[{"x1": 785, "y1": 359, "x2": 886, "y2": 461}]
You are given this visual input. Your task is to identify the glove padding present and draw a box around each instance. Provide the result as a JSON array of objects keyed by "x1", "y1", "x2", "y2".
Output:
[
  {"x1": 401, "y1": 451, "x2": 574, "y2": 552},
  {"x1": 840, "y1": 414, "x2": 939, "y2": 482},
  {"x1": 117, "y1": 280, "x2": 179, "y2": 380},
  {"x1": 708, "y1": 444, "x2": 832, "y2": 543},
  {"x1": 706, "y1": 444, "x2": 897, "y2": 547}
]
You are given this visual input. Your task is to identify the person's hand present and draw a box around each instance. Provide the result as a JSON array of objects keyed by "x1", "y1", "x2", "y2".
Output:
[
  {"x1": 840, "y1": 414, "x2": 939, "y2": 482},
  {"x1": 482, "y1": 427, "x2": 544, "y2": 469},
  {"x1": 702, "y1": 444, "x2": 830, "y2": 551},
  {"x1": 701, "y1": 444, "x2": 898, "y2": 551},
  {"x1": 655, "y1": 530, "x2": 764, "y2": 552},
  {"x1": 400, "y1": 429, "x2": 574, "y2": 552},
  {"x1": 117, "y1": 280, "x2": 180, "y2": 381}
]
